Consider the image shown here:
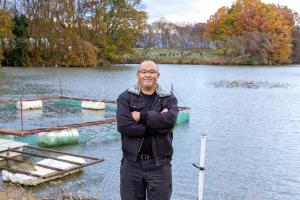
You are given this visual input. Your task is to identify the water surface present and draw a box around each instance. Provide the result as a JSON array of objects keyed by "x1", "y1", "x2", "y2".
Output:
[{"x1": 1, "y1": 65, "x2": 300, "y2": 200}]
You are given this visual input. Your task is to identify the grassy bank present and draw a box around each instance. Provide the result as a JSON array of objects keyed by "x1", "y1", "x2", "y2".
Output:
[
  {"x1": 124, "y1": 48, "x2": 296, "y2": 65},
  {"x1": 0, "y1": 185, "x2": 95, "y2": 200},
  {"x1": 0, "y1": 187, "x2": 38, "y2": 200},
  {"x1": 124, "y1": 48, "x2": 233, "y2": 65}
]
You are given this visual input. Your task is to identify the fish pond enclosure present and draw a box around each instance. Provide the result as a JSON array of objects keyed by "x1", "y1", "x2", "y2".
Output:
[
  {"x1": 0, "y1": 95, "x2": 190, "y2": 147},
  {"x1": 1, "y1": 65, "x2": 300, "y2": 200},
  {"x1": 0, "y1": 94, "x2": 190, "y2": 194}
]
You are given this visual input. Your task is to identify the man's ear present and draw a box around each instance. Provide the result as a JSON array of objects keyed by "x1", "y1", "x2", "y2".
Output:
[{"x1": 157, "y1": 72, "x2": 160, "y2": 78}]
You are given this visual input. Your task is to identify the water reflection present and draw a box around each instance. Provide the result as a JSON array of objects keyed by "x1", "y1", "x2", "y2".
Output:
[{"x1": 19, "y1": 109, "x2": 43, "y2": 120}]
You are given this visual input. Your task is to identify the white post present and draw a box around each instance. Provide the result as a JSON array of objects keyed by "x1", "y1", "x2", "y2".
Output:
[
  {"x1": 20, "y1": 97, "x2": 24, "y2": 132},
  {"x1": 198, "y1": 134, "x2": 206, "y2": 200}
]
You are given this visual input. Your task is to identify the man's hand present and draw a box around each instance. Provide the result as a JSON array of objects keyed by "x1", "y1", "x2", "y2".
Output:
[
  {"x1": 131, "y1": 111, "x2": 140, "y2": 122},
  {"x1": 161, "y1": 108, "x2": 168, "y2": 113}
]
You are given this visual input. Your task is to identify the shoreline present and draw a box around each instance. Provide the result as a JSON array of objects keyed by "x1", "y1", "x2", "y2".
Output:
[
  {"x1": 2, "y1": 48, "x2": 299, "y2": 67},
  {"x1": 1, "y1": 62, "x2": 299, "y2": 68}
]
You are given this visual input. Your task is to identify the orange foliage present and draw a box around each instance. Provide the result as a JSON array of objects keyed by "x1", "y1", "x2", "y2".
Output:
[
  {"x1": 0, "y1": 9, "x2": 14, "y2": 64},
  {"x1": 205, "y1": 0, "x2": 297, "y2": 64},
  {"x1": 63, "y1": 33, "x2": 98, "y2": 67}
]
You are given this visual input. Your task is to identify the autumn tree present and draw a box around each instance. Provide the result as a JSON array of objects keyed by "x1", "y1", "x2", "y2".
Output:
[
  {"x1": 136, "y1": 20, "x2": 209, "y2": 49},
  {"x1": 292, "y1": 25, "x2": 300, "y2": 63},
  {"x1": 1, "y1": 0, "x2": 146, "y2": 67},
  {"x1": 205, "y1": 0, "x2": 297, "y2": 64},
  {"x1": 0, "y1": 9, "x2": 13, "y2": 65}
]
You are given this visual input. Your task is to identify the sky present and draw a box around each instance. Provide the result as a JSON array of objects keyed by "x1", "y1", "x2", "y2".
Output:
[{"x1": 142, "y1": 0, "x2": 300, "y2": 23}]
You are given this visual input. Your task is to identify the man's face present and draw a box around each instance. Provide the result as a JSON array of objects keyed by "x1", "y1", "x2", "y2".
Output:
[{"x1": 136, "y1": 61, "x2": 160, "y2": 90}]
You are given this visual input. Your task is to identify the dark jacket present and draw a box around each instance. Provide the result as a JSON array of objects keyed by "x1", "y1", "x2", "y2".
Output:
[{"x1": 117, "y1": 83, "x2": 179, "y2": 165}]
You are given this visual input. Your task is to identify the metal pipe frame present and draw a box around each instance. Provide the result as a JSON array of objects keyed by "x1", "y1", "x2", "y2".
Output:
[
  {"x1": 0, "y1": 155, "x2": 64, "y2": 172},
  {"x1": 0, "y1": 118, "x2": 116, "y2": 136},
  {"x1": 0, "y1": 95, "x2": 116, "y2": 104},
  {"x1": 0, "y1": 145, "x2": 104, "y2": 180}
]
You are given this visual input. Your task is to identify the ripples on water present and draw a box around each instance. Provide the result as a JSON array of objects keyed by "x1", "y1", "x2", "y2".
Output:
[
  {"x1": 1, "y1": 65, "x2": 300, "y2": 200},
  {"x1": 210, "y1": 80, "x2": 292, "y2": 89}
]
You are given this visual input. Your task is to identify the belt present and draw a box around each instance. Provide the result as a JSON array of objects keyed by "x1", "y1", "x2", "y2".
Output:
[{"x1": 138, "y1": 154, "x2": 153, "y2": 160}]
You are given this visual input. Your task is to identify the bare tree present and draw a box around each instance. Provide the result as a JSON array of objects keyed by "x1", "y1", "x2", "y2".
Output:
[{"x1": 136, "y1": 19, "x2": 209, "y2": 49}]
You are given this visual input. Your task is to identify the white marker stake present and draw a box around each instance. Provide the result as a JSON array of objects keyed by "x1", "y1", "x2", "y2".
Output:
[{"x1": 198, "y1": 135, "x2": 206, "y2": 200}]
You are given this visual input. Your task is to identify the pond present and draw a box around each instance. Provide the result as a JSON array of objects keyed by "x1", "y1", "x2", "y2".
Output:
[{"x1": 0, "y1": 64, "x2": 300, "y2": 200}]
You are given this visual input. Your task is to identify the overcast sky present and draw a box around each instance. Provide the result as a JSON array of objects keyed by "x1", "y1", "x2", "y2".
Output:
[{"x1": 142, "y1": 0, "x2": 300, "y2": 23}]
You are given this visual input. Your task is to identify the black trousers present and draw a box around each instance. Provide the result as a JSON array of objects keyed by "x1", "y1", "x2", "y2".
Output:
[{"x1": 120, "y1": 158, "x2": 172, "y2": 200}]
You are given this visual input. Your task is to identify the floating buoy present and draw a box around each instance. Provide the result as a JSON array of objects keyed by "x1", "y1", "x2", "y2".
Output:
[
  {"x1": 37, "y1": 128, "x2": 79, "y2": 147},
  {"x1": 81, "y1": 101, "x2": 105, "y2": 110},
  {"x1": 16, "y1": 100, "x2": 43, "y2": 110}
]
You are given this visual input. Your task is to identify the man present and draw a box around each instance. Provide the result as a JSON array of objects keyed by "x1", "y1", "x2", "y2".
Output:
[{"x1": 116, "y1": 60, "x2": 179, "y2": 200}]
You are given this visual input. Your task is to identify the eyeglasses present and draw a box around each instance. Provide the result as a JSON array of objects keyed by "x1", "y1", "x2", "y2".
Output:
[{"x1": 138, "y1": 70, "x2": 158, "y2": 75}]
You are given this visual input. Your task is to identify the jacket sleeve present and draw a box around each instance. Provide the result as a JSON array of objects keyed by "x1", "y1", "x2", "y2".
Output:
[
  {"x1": 144, "y1": 95, "x2": 179, "y2": 134},
  {"x1": 116, "y1": 93, "x2": 147, "y2": 137}
]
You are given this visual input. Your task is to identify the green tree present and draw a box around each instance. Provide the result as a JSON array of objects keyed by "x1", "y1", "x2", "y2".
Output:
[
  {"x1": 89, "y1": 0, "x2": 146, "y2": 63},
  {"x1": 5, "y1": 14, "x2": 29, "y2": 66}
]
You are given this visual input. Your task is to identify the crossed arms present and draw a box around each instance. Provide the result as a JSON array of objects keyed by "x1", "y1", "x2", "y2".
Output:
[{"x1": 116, "y1": 94, "x2": 178, "y2": 137}]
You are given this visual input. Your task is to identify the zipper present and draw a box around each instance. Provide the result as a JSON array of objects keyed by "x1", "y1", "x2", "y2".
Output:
[
  {"x1": 138, "y1": 137, "x2": 144, "y2": 153},
  {"x1": 153, "y1": 137, "x2": 160, "y2": 166},
  {"x1": 152, "y1": 96, "x2": 160, "y2": 111},
  {"x1": 139, "y1": 92, "x2": 160, "y2": 166},
  {"x1": 137, "y1": 94, "x2": 146, "y2": 160},
  {"x1": 136, "y1": 137, "x2": 144, "y2": 161},
  {"x1": 149, "y1": 94, "x2": 160, "y2": 166}
]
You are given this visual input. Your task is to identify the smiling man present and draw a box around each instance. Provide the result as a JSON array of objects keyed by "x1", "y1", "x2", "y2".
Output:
[{"x1": 117, "y1": 60, "x2": 179, "y2": 200}]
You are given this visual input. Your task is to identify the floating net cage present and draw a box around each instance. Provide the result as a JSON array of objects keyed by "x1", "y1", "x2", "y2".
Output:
[
  {"x1": 52, "y1": 99, "x2": 82, "y2": 107},
  {"x1": 0, "y1": 97, "x2": 190, "y2": 147},
  {"x1": 0, "y1": 135, "x2": 15, "y2": 140},
  {"x1": 176, "y1": 110, "x2": 190, "y2": 124},
  {"x1": 0, "y1": 102, "x2": 16, "y2": 111},
  {"x1": 105, "y1": 103, "x2": 117, "y2": 112},
  {"x1": 37, "y1": 130, "x2": 80, "y2": 147},
  {"x1": 2, "y1": 130, "x2": 106, "y2": 147}
]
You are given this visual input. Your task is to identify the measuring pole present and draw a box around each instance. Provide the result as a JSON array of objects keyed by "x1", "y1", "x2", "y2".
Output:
[{"x1": 198, "y1": 135, "x2": 206, "y2": 200}]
